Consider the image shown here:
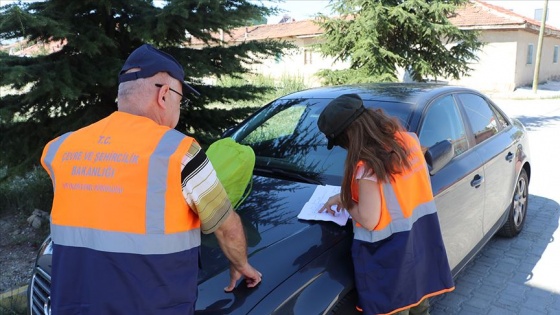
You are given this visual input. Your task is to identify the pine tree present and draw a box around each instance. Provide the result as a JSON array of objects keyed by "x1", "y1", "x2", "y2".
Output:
[
  {"x1": 0, "y1": 0, "x2": 289, "y2": 177},
  {"x1": 315, "y1": 0, "x2": 483, "y2": 84}
]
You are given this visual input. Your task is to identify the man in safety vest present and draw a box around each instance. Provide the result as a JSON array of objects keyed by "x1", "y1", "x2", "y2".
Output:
[
  {"x1": 317, "y1": 94, "x2": 454, "y2": 315},
  {"x1": 41, "y1": 44, "x2": 261, "y2": 314}
]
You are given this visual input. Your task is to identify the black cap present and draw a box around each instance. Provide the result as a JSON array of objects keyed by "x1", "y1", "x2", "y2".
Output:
[
  {"x1": 119, "y1": 44, "x2": 200, "y2": 96},
  {"x1": 317, "y1": 94, "x2": 365, "y2": 149}
]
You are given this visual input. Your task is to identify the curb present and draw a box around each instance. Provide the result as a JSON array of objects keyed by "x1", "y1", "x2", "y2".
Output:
[{"x1": 0, "y1": 286, "x2": 27, "y2": 299}]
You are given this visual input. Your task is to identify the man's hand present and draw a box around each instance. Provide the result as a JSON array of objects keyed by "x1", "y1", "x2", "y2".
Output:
[
  {"x1": 224, "y1": 263, "x2": 262, "y2": 292},
  {"x1": 214, "y1": 211, "x2": 262, "y2": 292}
]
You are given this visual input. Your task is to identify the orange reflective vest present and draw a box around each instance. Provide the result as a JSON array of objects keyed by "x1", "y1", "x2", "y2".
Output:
[
  {"x1": 351, "y1": 131, "x2": 435, "y2": 242},
  {"x1": 41, "y1": 111, "x2": 200, "y2": 254},
  {"x1": 350, "y1": 131, "x2": 454, "y2": 315}
]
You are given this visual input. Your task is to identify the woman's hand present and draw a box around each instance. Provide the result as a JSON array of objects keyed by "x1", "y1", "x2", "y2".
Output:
[{"x1": 319, "y1": 193, "x2": 344, "y2": 216}]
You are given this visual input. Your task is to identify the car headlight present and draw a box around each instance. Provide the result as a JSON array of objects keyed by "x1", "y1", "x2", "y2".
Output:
[{"x1": 36, "y1": 236, "x2": 53, "y2": 260}]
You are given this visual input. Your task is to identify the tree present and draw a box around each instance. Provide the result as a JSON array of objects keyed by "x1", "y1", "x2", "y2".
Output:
[
  {"x1": 315, "y1": 0, "x2": 483, "y2": 85},
  {"x1": 0, "y1": 0, "x2": 290, "y2": 177}
]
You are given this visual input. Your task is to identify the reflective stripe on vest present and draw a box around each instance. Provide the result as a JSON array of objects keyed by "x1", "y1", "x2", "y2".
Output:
[
  {"x1": 353, "y1": 184, "x2": 437, "y2": 243},
  {"x1": 41, "y1": 132, "x2": 73, "y2": 189},
  {"x1": 50, "y1": 223, "x2": 200, "y2": 255},
  {"x1": 147, "y1": 130, "x2": 190, "y2": 234},
  {"x1": 41, "y1": 112, "x2": 200, "y2": 255}
]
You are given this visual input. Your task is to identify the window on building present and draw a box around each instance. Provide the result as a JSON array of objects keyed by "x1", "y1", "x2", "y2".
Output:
[
  {"x1": 554, "y1": 46, "x2": 559, "y2": 64},
  {"x1": 304, "y1": 49, "x2": 313, "y2": 65},
  {"x1": 527, "y1": 44, "x2": 534, "y2": 65},
  {"x1": 534, "y1": 8, "x2": 549, "y2": 22}
]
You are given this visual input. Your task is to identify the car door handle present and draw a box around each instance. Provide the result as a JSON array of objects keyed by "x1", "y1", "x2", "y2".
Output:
[
  {"x1": 471, "y1": 174, "x2": 484, "y2": 188},
  {"x1": 505, "y1": 152, "x2": 514, "y2": 162}
]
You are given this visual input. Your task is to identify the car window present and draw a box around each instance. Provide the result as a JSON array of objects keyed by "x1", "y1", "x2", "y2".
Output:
[
  {"x1": 493, "y1": 105, "x2": 510, "y2": 129},
  {"x1": 229, "y1": 98, "x2": 412, "y2": 184},
  {"x1": 243, "y1": 105, "x2": 306, "y2": 144},
  {"x1": 457, "y1": 93, "x2": 500, "y2": 145},
  {"x1": 418, "y1": 95, "x2": 468, "y2": 157},
  {"x1": 232, "y1": 99, "x2": 339, "y2": 183}
]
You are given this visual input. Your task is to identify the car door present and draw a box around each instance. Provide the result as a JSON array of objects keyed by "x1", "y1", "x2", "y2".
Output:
[
  {"x1": 417, "y1": 94, "x2": 485, "y2": 274},
  {"x1": 456, "y1": 93, "x2": 516, "y2": 235}
]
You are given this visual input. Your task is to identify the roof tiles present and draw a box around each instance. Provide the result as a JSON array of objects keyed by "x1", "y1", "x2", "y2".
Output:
[{"x1": 189, "y1": 0, "x2": 560, "y2": 45}]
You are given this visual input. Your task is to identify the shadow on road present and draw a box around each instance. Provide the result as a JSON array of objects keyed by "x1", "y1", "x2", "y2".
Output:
[
  {"x1": 432, "y1": 194, "x2": 560, "y2": 314},
  {"x1": 515, "y1": 115, "x2": 560, "y2": 131}
]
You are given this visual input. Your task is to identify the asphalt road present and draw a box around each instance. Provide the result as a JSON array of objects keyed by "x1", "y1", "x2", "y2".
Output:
[{"x1": 431, "y1": 96, "x2": 560, "y2": 314}]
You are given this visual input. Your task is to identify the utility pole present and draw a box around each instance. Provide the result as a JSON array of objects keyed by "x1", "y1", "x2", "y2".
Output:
[{"x1": 533, "y1": 0, "x2": 549, "y2": 93}]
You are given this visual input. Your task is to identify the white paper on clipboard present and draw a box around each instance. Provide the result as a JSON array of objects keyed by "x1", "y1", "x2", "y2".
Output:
[{"x1": 297, "y1": 185, "x2": 350, "y2": 226}]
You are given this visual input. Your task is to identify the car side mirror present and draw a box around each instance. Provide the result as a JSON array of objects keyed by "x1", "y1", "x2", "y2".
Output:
[{"x1": 424, "y1": 140, "x2": 454, "y2": 175}]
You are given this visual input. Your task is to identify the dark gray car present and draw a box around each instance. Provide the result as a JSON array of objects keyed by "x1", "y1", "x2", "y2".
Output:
[{"x1": 28, "y1": 83, "x2": 531, "y2": 314}]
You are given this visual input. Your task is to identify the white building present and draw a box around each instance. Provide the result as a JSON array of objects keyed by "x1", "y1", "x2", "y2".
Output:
[{"x1": 188, "y1": 0, "x2": 560, "y2": 92}]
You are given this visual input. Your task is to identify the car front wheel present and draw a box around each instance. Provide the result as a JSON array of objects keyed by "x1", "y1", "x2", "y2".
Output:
[{"x1": 498, "y1": 168, "x2": 528, "y2": 237}]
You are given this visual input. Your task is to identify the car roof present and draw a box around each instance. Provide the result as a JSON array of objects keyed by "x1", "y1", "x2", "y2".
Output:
[
  {"x1": 279, "y1": 82, "x2": 479, "y2": 105},
  {"x1": 276, "y1": 83, "x2": 485, "y2": 131}
]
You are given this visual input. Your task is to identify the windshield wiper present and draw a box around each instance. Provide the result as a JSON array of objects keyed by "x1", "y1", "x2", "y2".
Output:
[{"x1": 254, "y1": 166, "x2": 323, "y2": 185}]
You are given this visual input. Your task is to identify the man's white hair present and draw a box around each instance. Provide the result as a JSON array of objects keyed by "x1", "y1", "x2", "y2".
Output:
[{"x1": 117, "y1": 71, "x2": 173, "y2": 115}]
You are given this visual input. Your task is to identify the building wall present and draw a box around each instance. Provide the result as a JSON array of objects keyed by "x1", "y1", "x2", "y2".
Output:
[
  {"x1": 254, "y1": 30, "x2": 560, "y2": 92},
  {"x1": 191, "y1": 29, "x2": 560, "y2": 93},
  {"x1": 448, "y1": 30, "x2": 518, "y2": 92},
  {"x1": 248, "y1": 37, "x2": 349, "y2": 87},
  {"x1": 425, "y1": 29, "x2": 560, "y2": 92},
  {"x1": 532, "y1": 32, "x2": 560, "y2": 83},
  {"x1": 512, "y1": 30, "x2": 560, "y2": 88}
]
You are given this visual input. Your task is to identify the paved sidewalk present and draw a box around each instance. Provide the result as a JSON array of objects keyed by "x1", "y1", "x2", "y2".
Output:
[{"x1": 431, "y1": 92, "x2": 560, "y2": 314}]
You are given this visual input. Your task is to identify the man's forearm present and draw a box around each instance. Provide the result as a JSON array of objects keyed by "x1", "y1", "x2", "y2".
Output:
[{"x1": 214, "y1": 211, "x2": 249, "y2": 268}]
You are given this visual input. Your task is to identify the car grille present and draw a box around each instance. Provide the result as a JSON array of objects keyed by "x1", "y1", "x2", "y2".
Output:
[{"x1": 28, "y1": 266, "x2": 51, "y2": 315}]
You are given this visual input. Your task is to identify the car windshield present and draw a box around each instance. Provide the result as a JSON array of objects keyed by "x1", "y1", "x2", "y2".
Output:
[{"x1": 229, "y1": 97, "x2": 411, "y2": 185}]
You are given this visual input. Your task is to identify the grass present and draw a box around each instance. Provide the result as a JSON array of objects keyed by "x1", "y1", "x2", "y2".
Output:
[
  {"x1": 207, "y1": 73, "x2": 310, "y2": 109},
  {"x1": 0, "y1": 166, "x2": 53, "y2": 219},
  {"x1": 0, "y1": 287, "x2": 27, "y2": 315}
]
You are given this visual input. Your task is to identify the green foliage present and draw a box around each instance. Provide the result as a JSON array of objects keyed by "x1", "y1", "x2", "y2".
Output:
[
  {"x1": 317, "y1": 68, "x2": 396, "y2": 86},
  {"x1": 213, "y1": 73, "x2": 307, "y2": 105},
  {"x1": 316, "y1": 0, "x2": 483, "y2": 84},
  {"x1": 196, "y1": 73, "x2": 309, "y2": 144},
  {"x1": 0, "y1": 166, "x2": 53, "y2": 217},
  {"x1": 0, "y1": 291, "x2": 27, "y2": 315},
  {"x1": 0, "y1": 0, "x2": 291, "y2": 178}
]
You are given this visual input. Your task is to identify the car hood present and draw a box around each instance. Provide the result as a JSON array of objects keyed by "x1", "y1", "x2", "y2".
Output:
[{"x1": 195, "y1": 175, "x2": 352, "y2": 314}]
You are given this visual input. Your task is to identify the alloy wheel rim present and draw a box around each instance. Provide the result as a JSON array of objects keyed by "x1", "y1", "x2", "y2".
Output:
[{"x1": 513, "y1": 177, "x2": 527, "y2": 227}]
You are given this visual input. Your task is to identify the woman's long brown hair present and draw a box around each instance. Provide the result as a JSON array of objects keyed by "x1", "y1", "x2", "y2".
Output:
[{"x1": 337, "y1": 108, "x2": 411, "y2": 210}]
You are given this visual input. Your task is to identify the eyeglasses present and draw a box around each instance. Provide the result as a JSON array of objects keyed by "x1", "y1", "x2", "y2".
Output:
[{"x1": 155, "y1": 83, "x2": 191, "y2": 107}]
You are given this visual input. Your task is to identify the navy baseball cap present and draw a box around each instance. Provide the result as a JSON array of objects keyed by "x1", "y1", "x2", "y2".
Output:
[
  {"x1": 318, "y1": 94, "x2": 365, "y2": 149},
  {"x1": 119, "y1": 44, "x2": 200, "y2": 96}
]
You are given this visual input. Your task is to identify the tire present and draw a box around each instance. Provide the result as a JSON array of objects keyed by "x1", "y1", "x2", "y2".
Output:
[{"x1": 498, "y1": 168, "x2": 529, "y2": 237}]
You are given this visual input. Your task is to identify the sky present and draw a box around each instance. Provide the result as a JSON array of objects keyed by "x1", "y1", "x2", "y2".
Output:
[
  {"x1": 0, "y1": 0, "x2": 332, "y2": 24},
  {"x1": 267, "y1": 1, "x2": 560, "y2": 27},
  {"x1": 262, "y1": 0, "x2": 331, "y2": 24},
  {"x1": 1, "y1": 0, "x2": 557, "y2": 27}
]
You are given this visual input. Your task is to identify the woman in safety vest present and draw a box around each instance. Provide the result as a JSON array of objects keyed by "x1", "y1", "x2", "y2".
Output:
[{"x1": 317, "y1": 94, "x2": 455, "y2": 315}]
